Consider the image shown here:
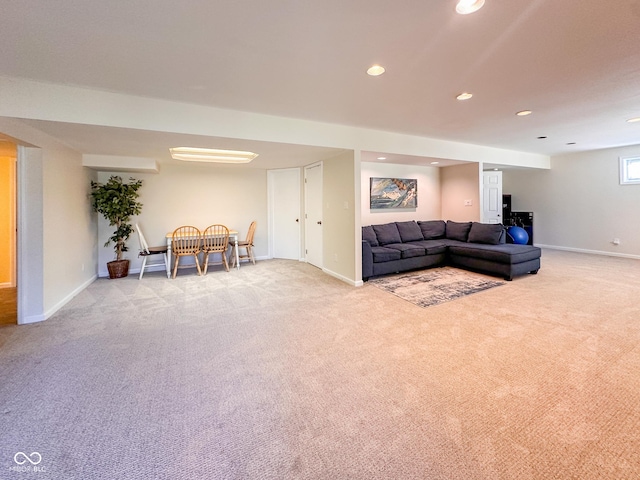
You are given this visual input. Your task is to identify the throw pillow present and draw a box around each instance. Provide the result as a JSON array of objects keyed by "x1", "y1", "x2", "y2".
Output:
[
  {"x1": 362, "y1": 225, "x2": 379, "y2": 247},
  {"x1": 395, "y1": 221, "x2": 424, "y2": 242},
  {"x1": 372, "y1": 223, "x2": 402, "y2": 245},
  {"x1": 467, "y1": 222, "x2": 504, "y2": 245},
  {"x1": 445, "y1": 220, "x2": 472, "y2": 241},
  {"x1": 418, "y1": 220, "x2": 446, "y2": 239}
]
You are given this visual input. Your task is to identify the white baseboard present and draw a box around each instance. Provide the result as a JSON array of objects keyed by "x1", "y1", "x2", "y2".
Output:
[
  {"x1": 322, "y1": 267, "x2": 359, "y2": 286},
  {"x1": 20, "y1": 313, "x2": 47, "y2": 325},
  {"x1": 538, "y1": 244, "x2": 640, "y2": 260},
  {"x1": 40, "y1": 275, "x2": 97, "y2": 322}
]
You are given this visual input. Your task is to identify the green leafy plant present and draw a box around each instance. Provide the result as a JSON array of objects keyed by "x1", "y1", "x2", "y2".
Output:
[{"x1": 90, "y1": 176, "x2": 143, "y2": 261}]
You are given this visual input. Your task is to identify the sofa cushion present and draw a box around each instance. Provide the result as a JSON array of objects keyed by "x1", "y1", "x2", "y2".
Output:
[
  {"x1": 405, "y1": 240, "x2": 448, "y2": 255},
  {"x1": 371, "y1": 246, "x2": 402, "y2": 262},
  {"x1": 362, "y1": 225, "x2": 379, "y2": 247},
  {"x1": 418, "y1": 220, "x2": 446, "y2": 239},
  {"x1": 385, "y1": 243, "x2": 426, "y2": 259},
  {"x1": 372, "y1": 223, "x2": 402, "y2": 245},
  {"x1": 395, "y1": 221, "x2": 424, "y2": 243},
  {"x1": 447, "y1": 243, "x2": 541, "y2": 265},
  {"x1": 446, "y1": 221, "x2": 472, "y2": 241},
  {"x1": 467, "y1": 222, "x2": 504, "y2": 245}
]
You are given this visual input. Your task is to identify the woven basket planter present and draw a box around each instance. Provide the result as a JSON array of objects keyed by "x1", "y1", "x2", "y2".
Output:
[{"x1": 107, "y1": 259, "x2": 130, "y2": 279}]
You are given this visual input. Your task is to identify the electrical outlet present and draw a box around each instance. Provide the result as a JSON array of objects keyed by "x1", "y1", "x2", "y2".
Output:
[
  {"x1": 464, "y1": 199, "x2": 473, "y2": 206},
  {"x1": 612, "y1": 238, "x2": 621, "y2": 245}
]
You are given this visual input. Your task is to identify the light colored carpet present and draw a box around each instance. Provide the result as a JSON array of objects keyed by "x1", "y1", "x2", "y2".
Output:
[
  {"x1": 1, "y1": 251, "x2": 639, "y2": 479},
  {"x1": 369, "y1": 267, "x2": 505, "y2": 308}
]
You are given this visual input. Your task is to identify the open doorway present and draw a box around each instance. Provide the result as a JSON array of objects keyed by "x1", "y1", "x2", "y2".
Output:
[{"x1": 0, "y1": 137, "x2": 17, "y2": 325}]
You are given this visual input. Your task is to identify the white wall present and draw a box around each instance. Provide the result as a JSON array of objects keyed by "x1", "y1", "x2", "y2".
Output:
[
  {"x1": 440, "y1": 163, "x2": 481, "y2": 222},
  {"x1": 360, "y1": 162, "x2": 441, "y2": 226},
  {"x1": 503, "y1": 145, "x2": 640, "y2": 257},
  {"x1": 96, "y1": 163, "x2": 268, "y2": 277},
  {"x1": 0, "y1": 76, "x2": 551, "y2": 169}
]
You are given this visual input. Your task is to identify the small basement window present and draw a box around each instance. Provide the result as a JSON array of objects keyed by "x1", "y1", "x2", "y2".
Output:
[{"x1": 619, "y1": 156, "x2": 640, "y2": 185}]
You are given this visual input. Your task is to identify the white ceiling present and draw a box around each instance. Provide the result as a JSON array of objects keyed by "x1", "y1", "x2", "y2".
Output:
[{"x1": 2, "y1": 0, "x2": 640, "y2": 166}]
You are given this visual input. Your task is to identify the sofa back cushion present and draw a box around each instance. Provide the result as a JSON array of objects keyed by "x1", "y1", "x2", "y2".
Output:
[
  {"x1": 467, "y1": 222, "x2": 504, "y2": 245},
  {"x1": 418, "y1": 220, "x2": 446, "y2": 239},
  {"x1": 395, "y1": 221, "x2": 424, "y2": 243},
  {"x1": 372, "y1": 223, "x2": 402, "y2": 245},
  {"x1": 362, "y1": 225, "x2": 379, "y2": 247},
  {"x1": 446, "y1": 220, "x2": 472, "y2": 241}
]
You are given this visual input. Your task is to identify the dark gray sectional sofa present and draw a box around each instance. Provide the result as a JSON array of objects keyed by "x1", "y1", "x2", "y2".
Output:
[{"x1": 362, "y1": 220, "x2": 541, "y2": 281}]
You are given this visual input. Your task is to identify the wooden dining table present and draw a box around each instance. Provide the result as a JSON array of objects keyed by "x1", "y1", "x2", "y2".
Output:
[{"x1": 165, "y1": 229, "x2": 240, "y2": 270}]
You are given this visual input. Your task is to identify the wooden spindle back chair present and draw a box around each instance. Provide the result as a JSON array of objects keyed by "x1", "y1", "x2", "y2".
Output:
[
  {"x1": 171, "y1": 226, "x2": 203, "y2": 278},
  {"x1": 202, "y1": 224, "x2": 230, "y2": 274}
]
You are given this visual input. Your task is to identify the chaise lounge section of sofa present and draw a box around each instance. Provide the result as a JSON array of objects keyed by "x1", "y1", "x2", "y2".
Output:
[{"x1": 362, "y1": 220, "x2": 541, "y2": 281}]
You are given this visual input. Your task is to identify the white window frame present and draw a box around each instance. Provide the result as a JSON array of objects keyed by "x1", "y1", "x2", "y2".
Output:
[{"x1": 619, "y1": 156, "x2": 640, "y2": 185}]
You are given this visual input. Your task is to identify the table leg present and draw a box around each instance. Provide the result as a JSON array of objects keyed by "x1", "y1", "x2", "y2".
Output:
[
  {"x1": 234, "y1": 236, "x2": 240, "y2": 270},
  {"x1": 166, "y1": 238, "x2": 173, "y2": 278}
]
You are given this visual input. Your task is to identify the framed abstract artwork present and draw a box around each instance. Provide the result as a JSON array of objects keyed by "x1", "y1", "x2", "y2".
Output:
[{"x1": 370, "y1": 177, "x2": 418, "y2": 209}]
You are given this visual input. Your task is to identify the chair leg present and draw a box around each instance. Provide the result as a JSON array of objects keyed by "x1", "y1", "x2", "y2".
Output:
[
  {"x1": 222, "y1": 253, "x2": 229, "y2": 272},
  {"x1": 248, "y1": 245, "x2": 256, "y2": 265},
  {"x1": 172, "y1": 254, "x2": 179, "y2": 279},
  {"x1": 139, "y1": 256, "x2": 147, "y2": 280},
  {"x1": 203, "y1": 252, "x2": 209, "y2": 275},
  {"x1": 194, "y1": 254, "x2": 202, "y2": 276}
]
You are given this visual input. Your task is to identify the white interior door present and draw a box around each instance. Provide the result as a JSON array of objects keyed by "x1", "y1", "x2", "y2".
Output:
[
  {"x1": 482, "y1": 170, "x2": 503, "y2": 224},
  {"x1": 304, "y1": 162, "x2": 323, "y2": 268},
  {"x1": 268, "y1": 168, "x2": 301, "y2": 260}
]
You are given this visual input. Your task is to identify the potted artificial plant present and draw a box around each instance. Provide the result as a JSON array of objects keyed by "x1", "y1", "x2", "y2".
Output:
[{"x1": 90, "y1": 175, "x2": 143, "y2": 279}]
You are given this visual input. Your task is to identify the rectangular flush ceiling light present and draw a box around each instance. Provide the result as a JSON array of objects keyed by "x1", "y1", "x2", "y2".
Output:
[{"x1": 169, "y1": 147, "x2": 258, "y2": 164}]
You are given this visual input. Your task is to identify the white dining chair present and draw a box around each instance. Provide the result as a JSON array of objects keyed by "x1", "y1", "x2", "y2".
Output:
[{"x1": 136, "y1": 223, "x2": 170, "y2": 279}]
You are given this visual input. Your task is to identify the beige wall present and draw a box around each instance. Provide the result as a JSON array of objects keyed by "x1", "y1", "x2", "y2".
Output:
[
  {"x1": 323, "y1": 151, "x2": 356, "y2": 282},
  {"x1": 360, "y1": 162, "x2": 441, "y2": 226},
  {"x1": 97, "y1": 163, "x2": 268, "y2": 276},
  {"x1": 440, "y1": 163, "x2": 481, "y2": 221},
  {"x1": 503, "y1": 145, "x2": 640, "y2": 257},
  {"x1": 0, "y1": 118, "x2": 97, "y2": 321}
]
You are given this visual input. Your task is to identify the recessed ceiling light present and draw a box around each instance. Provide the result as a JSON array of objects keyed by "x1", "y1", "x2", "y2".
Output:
[
  {"x1": 367, "y1": 65, "x2": 386, "y2": 76},
  {"x1": 516, "y1": 110, "x2": 532, "y2": 116},
  {"x1": 494, "y1": 168, "x2": 499, "y2": 171},
  {"x1": 430, "y1": 161, "x2": 440, "y2": 165},
  {"x1": 627, "y1": 117, "x2": 640, "y2": 123},
  {"x1": 169, "y1": 147, "x2": 258, "y2": 164},
  {"x1": 456, "y1": 0, "x2": 485, "y2": 14},
  {"x1": 456, "y1": 92, "x2": 473, "y2": 100},
  {"x1": 377, "y1": 156, "x2": 387, "y2": 160}
]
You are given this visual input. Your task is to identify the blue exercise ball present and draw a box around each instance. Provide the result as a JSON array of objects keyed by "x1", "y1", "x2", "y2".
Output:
[{"x1": 508, "y1": 226, "x2": 529, "y2": 245}]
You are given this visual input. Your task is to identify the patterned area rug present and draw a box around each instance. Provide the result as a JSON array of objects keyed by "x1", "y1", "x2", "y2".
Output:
[{"x1": 369, "y1": 267, "x2": 505, "y2": 308}]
